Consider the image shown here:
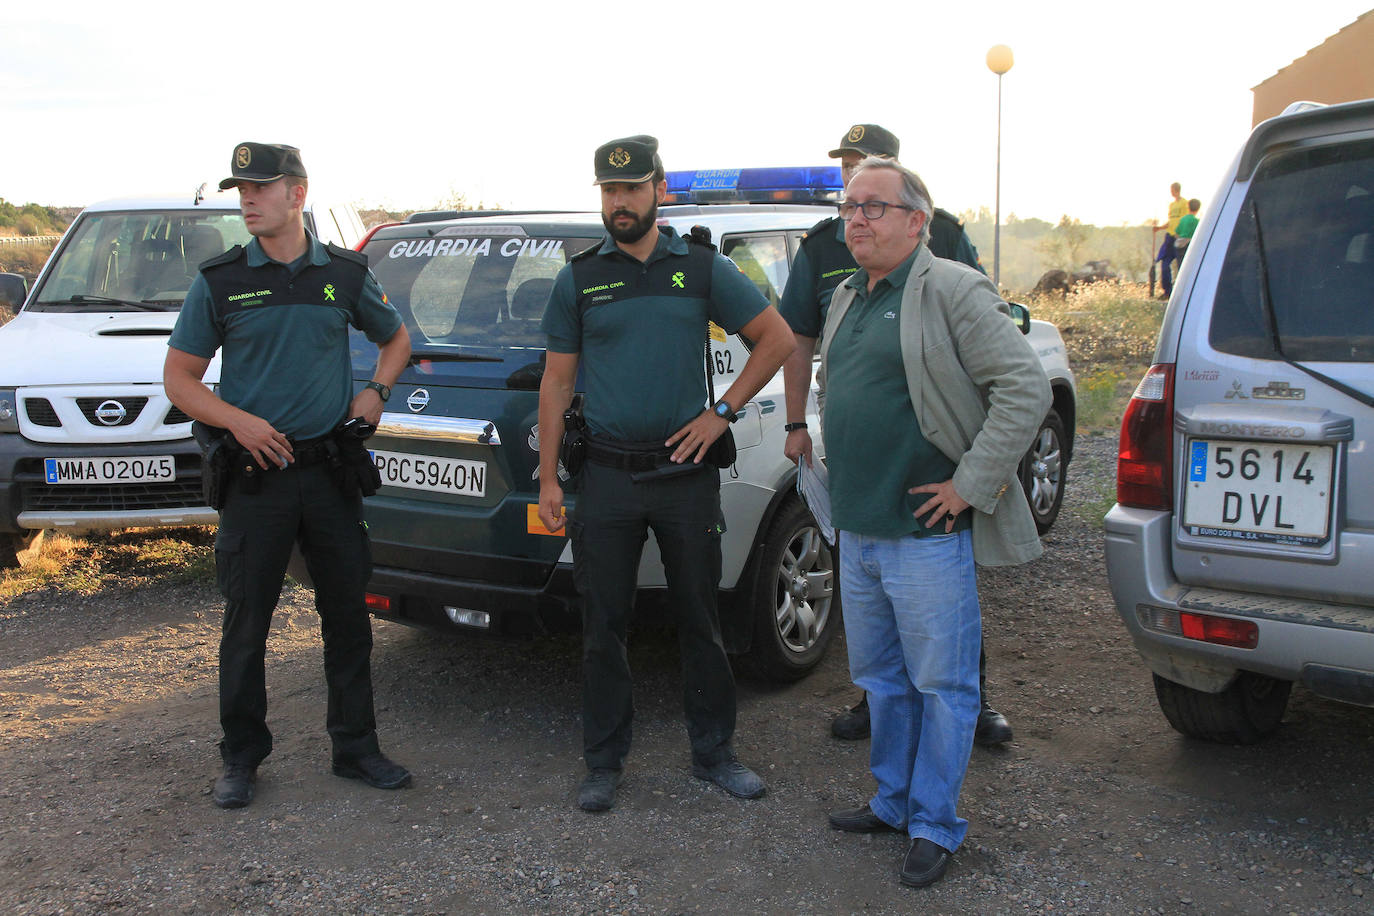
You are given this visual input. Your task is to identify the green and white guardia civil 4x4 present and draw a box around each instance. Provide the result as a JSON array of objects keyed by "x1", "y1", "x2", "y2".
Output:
[
  {"x1": 1106, "y1": 99, "x2": 1374, "y2": 743},
  {"x1": 0, "y1": 186, "x2": 364, "y2": 568},
  {"x1": 328, "y1": 167, "x2": 1076, "y2": 681}
]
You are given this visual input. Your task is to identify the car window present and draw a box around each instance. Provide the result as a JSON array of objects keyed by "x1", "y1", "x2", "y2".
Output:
[
  {"x1": 362, "y1": 230, "x2": 596, "y2": 353},
  {"x1": 30, "y1": 210, "x2": 251, "y2": 310},
  {"x1": 1209, "y1": 138, "x2": 1374, "y2": 363},
  {"x1": 722, "y1": 233, "x2": 789, "y2": 308}
]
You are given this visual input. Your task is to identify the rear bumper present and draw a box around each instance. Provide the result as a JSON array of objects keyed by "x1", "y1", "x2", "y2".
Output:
[
  {"x1": 1105, "y1": 504, "x2": 1374, "y2": 705},
  {"x1": 361, "y1": 562, "x2": 579, "y2": 638}
]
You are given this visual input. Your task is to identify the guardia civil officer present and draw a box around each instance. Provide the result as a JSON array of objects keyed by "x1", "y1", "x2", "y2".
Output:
[
  {"x1": 777, "y1": 124, "x2": 1015, "y2": 748},
  {"x1": 164, "y1": 142, "x2": 413, "y2": 809},
  {"x1": 537, "y1": 135, "x2": 796, "y2": 812}
]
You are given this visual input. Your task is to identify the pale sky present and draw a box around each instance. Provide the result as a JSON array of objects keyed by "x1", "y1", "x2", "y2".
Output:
[{"x1": 2, "y1": 0, "x2": 1369, "y2": 227}]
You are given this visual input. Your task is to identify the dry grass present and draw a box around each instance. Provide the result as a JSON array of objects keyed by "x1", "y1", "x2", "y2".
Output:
[
  {"x1": 0, "y1": 527, "x2": 215, "y2": 599},
  {"x1": 1025, "y1": 281, "x2": 1163, "y2": 434}
]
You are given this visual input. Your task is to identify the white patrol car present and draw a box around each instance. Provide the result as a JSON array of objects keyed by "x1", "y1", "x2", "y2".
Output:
[
  {"x1": 317, "y1": 167, "x2": 1076, "y2": 682},
  {"x1": 0, "y1": 187, "x2": 364, "y2": 567}
]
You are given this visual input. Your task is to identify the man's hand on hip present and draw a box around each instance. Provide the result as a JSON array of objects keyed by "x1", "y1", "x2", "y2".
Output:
[
  {"x1": 909, "y1": 479, "x2": 971, "y2": 532},
  {"x1": 666, "y1": 411, "x2": 729, "y2": 465}
]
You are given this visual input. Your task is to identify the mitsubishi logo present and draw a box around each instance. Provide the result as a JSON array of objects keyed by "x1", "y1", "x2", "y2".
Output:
[
  {"x1": 406, "y1": 389, "x2": 430, "y2": 413},
  {"x1": 95, "y1": 400, "x2": 127, "y2": 426}
]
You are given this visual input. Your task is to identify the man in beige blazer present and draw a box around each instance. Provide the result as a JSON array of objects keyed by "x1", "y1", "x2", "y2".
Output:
[{"x1": 818, "y1": 157, "x2": 1050, "y2": 888}]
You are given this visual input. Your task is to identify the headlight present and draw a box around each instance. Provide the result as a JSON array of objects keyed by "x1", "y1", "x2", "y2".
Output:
[{"x1": 0, "y1": 389, "x2": 17, "y2": 433}]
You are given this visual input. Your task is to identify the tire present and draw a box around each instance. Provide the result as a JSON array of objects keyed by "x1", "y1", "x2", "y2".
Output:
[
  {"x1": 1020, "y1": 409, "x2": 1067, "y2": 535},
  {"x1": 1152, "y1": 671, "x2": 1292, "y2": 744},
  {"x1": 742, "y1": 496, "x2": 838, "y2": 682},
  {"x1": 0, "y1": 530, "x2": 43, "y2": 570}
]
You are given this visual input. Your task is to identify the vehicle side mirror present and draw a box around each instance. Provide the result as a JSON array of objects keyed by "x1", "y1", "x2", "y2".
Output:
[
  {"x1": 1007, "y1": 301, "x2": 1031, "y2": 335},
  {"x1": 0, "y1": 273, "x2": 27, "y2": 309}
]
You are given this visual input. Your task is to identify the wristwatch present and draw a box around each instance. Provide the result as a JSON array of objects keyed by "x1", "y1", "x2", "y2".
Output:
[
  {"x1": 784, "y1": 421, "x2": 808, "y2": 432},
  {"x1": 712, "y1": 399, "x2": 736, "y2": 422},
  {"x1": 364, "y1": 380, "x2": 391, "y2": 402}
]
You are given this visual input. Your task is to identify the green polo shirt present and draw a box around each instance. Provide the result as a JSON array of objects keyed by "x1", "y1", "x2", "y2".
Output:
[
  {"x1": 170, "y1": 233, "x2": 401, "y2": 440},
  {"x1": 823, "y1": 247, "x2": 966, "y2": 538},
  {"x1": 541, "y1": 226, "x2": 768, "y2": 441}
]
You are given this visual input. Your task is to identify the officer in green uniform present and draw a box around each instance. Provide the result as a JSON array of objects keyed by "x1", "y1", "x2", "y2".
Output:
[
  {"x1": 778, "y1": 124, "x2": 1014, "y2": 749},
  {"x1": 165, "y1": 142, "x2": 413, "y2": 809},
  {"x1": 537, "y1": 135, "x2": 795, "y2": 812}
]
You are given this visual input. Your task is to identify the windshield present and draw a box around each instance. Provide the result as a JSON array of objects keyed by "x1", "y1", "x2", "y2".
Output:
[
  {"x1": 29, "y1": 209, "x2": 251, "y2": 311},
  {"x1": 1209, "y1": 138, "x2": 1374, "y2": 363},
  {"x1": 360, "y1": 231, "x2": 597, "y2": 363}
]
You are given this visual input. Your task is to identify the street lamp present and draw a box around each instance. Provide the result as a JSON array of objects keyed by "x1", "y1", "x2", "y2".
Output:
[{"x1": 986, "y1": 43, "x2": 1014, "y2": 290}]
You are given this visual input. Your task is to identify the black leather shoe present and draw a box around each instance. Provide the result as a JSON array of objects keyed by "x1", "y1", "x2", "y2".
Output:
[
  {"x1": 831, "y1": 693, "x2": 871, "y2": 740},
  {"x1": 332, "y1": 752, "x2": 412, "y2": 789},
  {"x1": 974, "y1": 703, "x2": 1014, "y2": 746},
  {"x1": 828, "y1": 802, "x2": 901, "y2": 833},
  {"x1": 578, "y1": 768, "x2": 622, "y2": 812},
  {"x1": 900, "y1": 838, "x2": 951, "y2": 887},
  {"x1": 692, "y1": 760, "x2": 767, "y2": 799},
  {"x1": 213, "y1": 763, "x2": 256, "y2": 809}
]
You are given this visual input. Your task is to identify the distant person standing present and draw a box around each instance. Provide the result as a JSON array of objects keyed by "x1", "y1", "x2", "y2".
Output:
[
  {"x1": 1174, "y1": 198, "x2": 1202, "y2": 258},
  {"x1": 1154, "y1": 182, "x2": 1188, "y2": 298}
]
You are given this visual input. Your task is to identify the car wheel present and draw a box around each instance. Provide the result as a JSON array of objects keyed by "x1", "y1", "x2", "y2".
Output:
[
  {"x1": 1020, "y1": 409, "x2": 1067, "y2": 535},
  {"x1": 743, "y1": 496, "x2": 838, "y2": 682},
  {"x1": 1152, "y1": 671, "x2": 1292, "y2": 744}
]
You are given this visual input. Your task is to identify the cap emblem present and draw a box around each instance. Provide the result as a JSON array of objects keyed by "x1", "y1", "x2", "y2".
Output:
[
  {"x1": 235, "y1": 145, "x2": 252, "y2": 169},
  {"x1": 608, "y1": 147, "x2": 631, "y2": 169},
  {"x1": 847, "y1": 125, "x2": 865, "y2": 143}
]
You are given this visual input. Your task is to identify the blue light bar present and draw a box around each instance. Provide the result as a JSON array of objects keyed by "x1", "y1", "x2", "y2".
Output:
[{"x1": 663, "y1": 167, "x2": 842, "y2": 204}]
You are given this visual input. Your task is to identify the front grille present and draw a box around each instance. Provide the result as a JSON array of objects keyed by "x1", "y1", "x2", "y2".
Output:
[
  {"x1": 21, "y1": 479, "x2": 204, "y2": 511},
  {"x1": 76, "y1": 397, "x2": 148, "y2": 427},
  {"x1": 15, "y1": 454, "x2": 205, "y2": 513},
  {"x1": 25, "y1": 398, "x2": 61, "y2": 427},
  {"x1": 164, "y1": 405, "x2": 191, "y2": 425}
]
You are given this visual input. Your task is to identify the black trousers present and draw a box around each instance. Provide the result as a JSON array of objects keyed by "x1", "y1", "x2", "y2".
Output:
[
  {"x1": 570, "y1": 460, "x2": 735, "y2": 771},
  {"x1": 214, "y1": 463, "x2": 380, "y2": 767}
]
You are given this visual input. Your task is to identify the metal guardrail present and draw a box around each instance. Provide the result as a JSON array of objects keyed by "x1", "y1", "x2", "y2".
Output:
[{"x1": 0, "y1": 235, "x2": 61, "y2": 248}]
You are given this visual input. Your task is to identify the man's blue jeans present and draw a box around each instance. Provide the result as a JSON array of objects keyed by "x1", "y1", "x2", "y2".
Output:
[{"x1": 839, "y1": 529, "x2": 981, "y2": 851}]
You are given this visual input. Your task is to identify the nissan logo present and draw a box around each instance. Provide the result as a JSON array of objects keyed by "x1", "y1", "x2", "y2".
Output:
[
  {"x1": 95, "y1": 400, "x2": 127, "y2": 426},
  {"x1": 407, "y1": 389, "x2": 430, "y2": 413}
]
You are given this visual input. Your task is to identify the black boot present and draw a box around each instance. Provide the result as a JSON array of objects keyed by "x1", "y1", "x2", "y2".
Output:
[{"x1": 831, "y1": 692, "x2": 871, "y2": 740}]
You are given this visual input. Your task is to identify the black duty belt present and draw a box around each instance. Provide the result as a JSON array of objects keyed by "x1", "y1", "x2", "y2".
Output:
[
  {"x1": 586, "y1": 437, "x2": 676, "y2": 472},
  {"x1": 237, "y1": 434, "x2": 334, "y2": 474}
]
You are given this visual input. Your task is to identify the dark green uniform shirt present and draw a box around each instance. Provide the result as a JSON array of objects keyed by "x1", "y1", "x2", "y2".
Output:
[
  {"x1": 779, "y1": 209, "x2": 983, "y2": 337},
  {"x1": 824, "y1": 246, "x2": 968, "y2": 539},
  {"x1": 541, "y1": 226, "x2": 768, "y2": 441},
  {"x1": 170, "y1": 233, "x2": 402, "y2": 440}
]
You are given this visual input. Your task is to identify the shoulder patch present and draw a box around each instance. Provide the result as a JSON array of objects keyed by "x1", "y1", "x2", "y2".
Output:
[
  {"x1": 326, "y1": 243, "x2": 368, "y2": 267},
  {"x1": 198, "y1": 244, "x2": 244, "y2": 272}
]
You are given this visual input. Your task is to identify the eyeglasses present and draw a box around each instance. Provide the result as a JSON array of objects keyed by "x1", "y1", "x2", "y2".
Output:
[{"x1": 837, "y1": 200, "x2": 914, "y2": 221}]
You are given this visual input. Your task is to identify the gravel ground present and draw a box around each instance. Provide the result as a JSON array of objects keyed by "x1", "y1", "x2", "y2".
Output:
[{"x1": 3, "y1": 433, "x2": 1374, "y2": 914}]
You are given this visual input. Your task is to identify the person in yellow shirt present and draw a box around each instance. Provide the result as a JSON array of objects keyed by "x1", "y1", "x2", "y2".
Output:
[{"x1": 1154, "y1": 182, "x2": 1188, "y2": 298}]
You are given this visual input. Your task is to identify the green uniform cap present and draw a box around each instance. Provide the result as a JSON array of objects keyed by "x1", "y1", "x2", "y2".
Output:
[
  {"x1": 219, "y1": 142, "x2": 307, "y2": 190},
  {"x1": 828, "y1": 123, "x2": 900, "y2": 159},
  {"x1": 592, "y1": 135, "x2": 662, "y2": 185}
]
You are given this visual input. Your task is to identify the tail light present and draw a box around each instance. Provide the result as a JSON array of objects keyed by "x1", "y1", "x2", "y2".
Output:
[{"x1": 1117, "y1": 364, "x2": 1175, "y2": 510}]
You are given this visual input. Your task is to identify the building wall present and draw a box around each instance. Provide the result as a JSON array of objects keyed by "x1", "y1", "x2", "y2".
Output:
[{"x1": 1252, "y1": 12, "x2": 1374, "y2": 125}]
